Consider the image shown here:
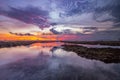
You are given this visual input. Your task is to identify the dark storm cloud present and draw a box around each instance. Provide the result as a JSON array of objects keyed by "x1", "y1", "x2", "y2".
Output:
[{"x1": 0, "y1": 6, "x2": 50, "y2": 29}]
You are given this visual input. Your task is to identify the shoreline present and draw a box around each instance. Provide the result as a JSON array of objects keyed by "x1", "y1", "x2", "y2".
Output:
[
  {"x1": 61, "y1": 41, "x2": 120, "y2": 46},
  {"x1": 0, "y1": 41, "x2": 57, "y2": 48},
  {"x1": 62, "y1": 45, "x2": 120, "y2": 63},
  {"x1": 0, "y1": 41, "x2": 120, "y2": 48},
  {"x1": 0, "y1": 41, "x2": 120, "y2": 63}
]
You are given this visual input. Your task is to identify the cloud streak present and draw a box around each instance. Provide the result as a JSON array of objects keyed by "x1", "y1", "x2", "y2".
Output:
[{"x1": 9, "y1": 32, "x2": 34, "y2": 36}]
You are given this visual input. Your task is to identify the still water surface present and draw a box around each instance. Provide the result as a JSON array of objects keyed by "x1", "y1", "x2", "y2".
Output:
[{"x1": 0, "y1": 42, "x2": 120, "y2": 80}]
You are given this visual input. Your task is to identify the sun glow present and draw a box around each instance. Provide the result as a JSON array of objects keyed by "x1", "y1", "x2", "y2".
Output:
[{"x1": 0, "y1": 32, "x2": 77, "y2": 41}]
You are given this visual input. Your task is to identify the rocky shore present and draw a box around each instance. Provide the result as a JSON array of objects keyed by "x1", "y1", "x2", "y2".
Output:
[
  {"x1": 61, "y1": 41, "x2": 120, "y2": 46},
  {"x1": 62, "y1": 45, "x2": 120, "y2": 63}
]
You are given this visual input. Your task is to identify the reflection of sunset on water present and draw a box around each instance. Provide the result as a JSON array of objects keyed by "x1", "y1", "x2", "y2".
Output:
[
  {"x1": 0, "y1": 43, "x2": 120, "y2": 80},
  {"x1": 30, "y1": 42, "x2": 63, "y2": 48},
  {"x1": 0, "y1": 42, "x2": 64, "y2": 65}
]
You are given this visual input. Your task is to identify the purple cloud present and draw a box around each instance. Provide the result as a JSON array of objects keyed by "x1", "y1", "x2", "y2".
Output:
[{"x1": 0, "y1": 7, "x2": 50, "y2": 29}]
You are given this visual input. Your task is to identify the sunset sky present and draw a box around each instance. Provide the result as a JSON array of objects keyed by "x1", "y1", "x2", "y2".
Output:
[{"x1": 0, "y1": 0, "x2": 120, "y2": 41}]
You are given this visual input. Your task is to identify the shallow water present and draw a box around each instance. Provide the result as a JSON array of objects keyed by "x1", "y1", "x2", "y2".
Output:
[
  {"x1": 78, "y1": 44, "x2": 120, "y2": 49},
  {"x1": 0, "y1": 42, "x2": 120, "y2": 80},
  {"x1": 65, "y1": 42, "x2": 120, "y2": 48}
]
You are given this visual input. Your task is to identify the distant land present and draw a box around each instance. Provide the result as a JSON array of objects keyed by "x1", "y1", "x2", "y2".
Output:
[
  {"x1": 0, "y1": 40, "x2": 120, "y2": 48},
  {"x1": 62, "y1": 41, "x2": 120, "y2": 46}
]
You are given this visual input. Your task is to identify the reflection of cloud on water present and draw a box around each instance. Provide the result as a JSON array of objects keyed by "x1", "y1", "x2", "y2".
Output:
[
  {"x1": 53, "y1": 48, "x2": 77, "y2": 57},
  {"x1": 0, "y1": 46, "x2": 40, "y2": 65},
  {"x1": 0, "y1": 42, "x2": 120, "y2": 80},
  {"x1": 0, "y1": 48, "x2": 120, "y2": 80},
  {"x1": 0, "y1": 42, "x2": 63, "y2": 65}
]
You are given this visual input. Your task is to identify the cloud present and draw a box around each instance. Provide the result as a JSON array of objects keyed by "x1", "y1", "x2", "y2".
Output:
[
  {"x1": 0, "y1": 6, "x2": 50, "y2": 29},
  {"x1": 50, "y1": 24, "x2": 98, "y2": 35},
  {"x1": 0, "y1": 15, "x2": 41, "y2": 33},
  {"x1": 50, "y1": 0, "x2": 120, "y2": 28},
  {"x1": 0, "y1": 0, "x2": 120, "y2": 41},
  {"x1": 9, "y1": 32, "x2": 34, "y2": 36},
  {"x1": 1, "y1": 0, "x2": 120, "y2": 28},
  {"x1": 50, "y1": 28, "x2": 61, "y2": 34},
  {"x1": 82, "y1": 27, "x2": 98, "y2": 34}
]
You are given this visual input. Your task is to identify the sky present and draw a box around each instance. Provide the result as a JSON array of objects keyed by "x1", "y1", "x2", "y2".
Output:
[{"x1": 0, "y1": 0, "x2": 120, "y2": 41}]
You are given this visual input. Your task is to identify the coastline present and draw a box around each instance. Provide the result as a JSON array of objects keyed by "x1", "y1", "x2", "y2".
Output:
[{"x1": 62, "y1": 45, "x2": 120, "y2": 63}]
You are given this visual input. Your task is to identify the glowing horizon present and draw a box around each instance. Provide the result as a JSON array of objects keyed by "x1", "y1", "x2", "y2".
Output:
[{"x1": 0, "y1": 33, "x2": 78, "y2": 41}]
